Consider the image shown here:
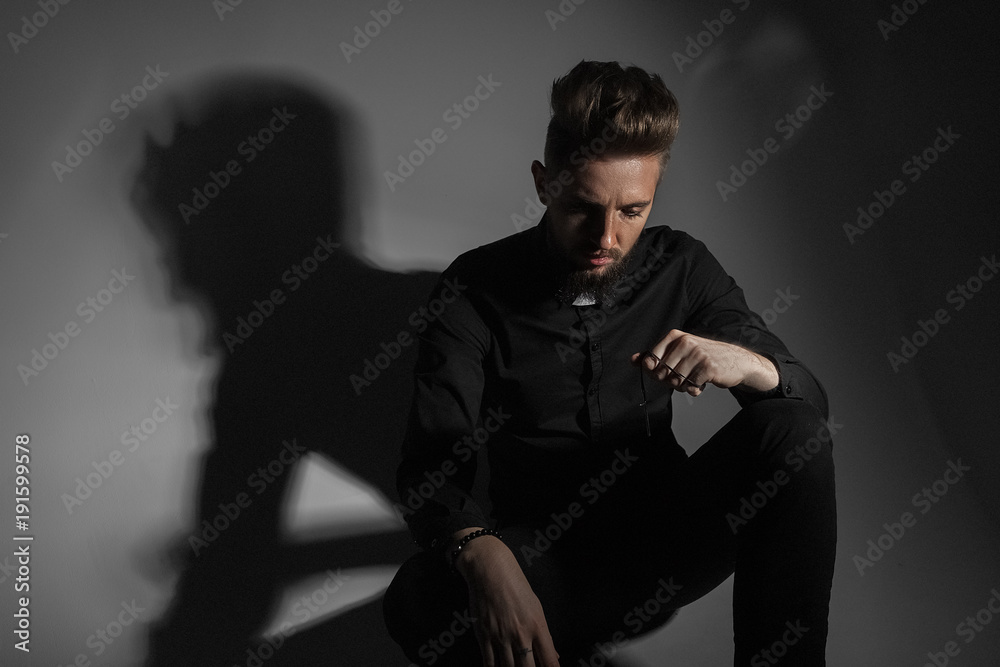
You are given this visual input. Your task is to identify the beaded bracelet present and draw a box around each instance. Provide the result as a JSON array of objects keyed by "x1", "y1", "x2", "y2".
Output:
[{"x1": 449, "y1": 528, "x2": 502, "y2": 574}]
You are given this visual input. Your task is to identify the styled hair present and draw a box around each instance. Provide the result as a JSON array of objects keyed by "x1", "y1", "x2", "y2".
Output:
[{"x1": 543, "y1": 60, "x2": 680, "y2": 175}]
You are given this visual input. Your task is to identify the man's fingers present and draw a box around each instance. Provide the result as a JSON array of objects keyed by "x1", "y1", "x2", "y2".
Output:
[
  {"x1": 678, "y1": 380, "x2": 705, "y2": 396},
  {"x1": 639, "y1": 329, "x2": 694, "y2": 375},
  {"x1": 532, "y1": 634, "x2": 561, "y2": 667},
  {"x1": 650, "y1": 328, "x2": 688, "y2": 361},
  {"x1": 478, "y1": 632, "x2": 496, "y2": 667},
  {"x1": 657, "y1": 330, "x2": 715, "y2": 391},
  {"x1": 511, "y1": 643, "x2": 534, "y2": 666},
  {"x1": 489, "y1": 636, "x2": 541, "y2": 667},
  {"x1": 640, "y1": 349, "x2": 706, "y2": 392},
  {"x1": 475, "y1": 622, "x2": 504, "y2": 667},
  {"x1": 495, "y1": 642, "x2": 515, "y2": 667},
  {"x1": 628, "y1": 350, "x2": 656, "y2": 369}
]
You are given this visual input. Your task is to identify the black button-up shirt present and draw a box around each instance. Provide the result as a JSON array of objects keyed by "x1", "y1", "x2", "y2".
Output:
[{"x1": 396, "y1": 215, "x2": 828, "y2": 551}]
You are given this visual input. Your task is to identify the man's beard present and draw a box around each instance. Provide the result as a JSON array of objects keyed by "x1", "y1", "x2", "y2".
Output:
[{"x1": 555, "y1": 246, "x2": 630, "y2": 304}]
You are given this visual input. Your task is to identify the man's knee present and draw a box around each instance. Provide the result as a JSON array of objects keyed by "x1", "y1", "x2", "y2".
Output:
[
  {"x1": 383, "y1": 551, "x2": 479, "y2": 665},
  {"x1": 741, "y1": 401, "x2": 839, "y2": 498},
  {"x1": 737, "y1": 399, "x2": 833, "y2": 457},
  {"x1": 383, "y1": 551, "x2": 437, "y2": 646},
  {"x1": 727, "y1": 401, "x2": 837, "y2": 542}
]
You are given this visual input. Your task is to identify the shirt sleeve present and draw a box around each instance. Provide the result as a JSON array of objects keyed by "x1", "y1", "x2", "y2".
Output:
[
  {"x1": 679, "y1": 237, "x2": 829, "y2": 419},
  {"x1": 395, "y1": 262, "x2": 493, "y2": 552}
]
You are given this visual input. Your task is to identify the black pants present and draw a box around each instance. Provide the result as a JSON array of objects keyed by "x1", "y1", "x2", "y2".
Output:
[{"x1": 383, "y1": 399, "x2": 837, "y2": 666}]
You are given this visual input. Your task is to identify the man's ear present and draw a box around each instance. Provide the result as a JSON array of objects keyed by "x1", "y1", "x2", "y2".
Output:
[{"x1": 530, "y1": 160, "x2": 551, "y2": 207}]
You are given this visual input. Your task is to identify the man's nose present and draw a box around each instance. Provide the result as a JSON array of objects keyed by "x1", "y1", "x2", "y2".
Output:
[{"x1": 585, "y1": 211, "x2": 616, "y2": 249}]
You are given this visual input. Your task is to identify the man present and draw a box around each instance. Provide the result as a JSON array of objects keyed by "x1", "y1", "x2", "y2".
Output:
[{"x1": 384, "y1": 60, "x2": 836, "y2": 666}]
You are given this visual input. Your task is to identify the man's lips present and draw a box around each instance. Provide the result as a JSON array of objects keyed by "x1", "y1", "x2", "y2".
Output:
[{"x1": 580, "y1": 249, "x2": 618, "y2": 267}]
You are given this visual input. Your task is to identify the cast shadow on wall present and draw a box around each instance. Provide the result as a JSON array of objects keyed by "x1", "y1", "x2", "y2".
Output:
[{"x1": 130, "y1": 72, "x2": 439, "y2": 665}]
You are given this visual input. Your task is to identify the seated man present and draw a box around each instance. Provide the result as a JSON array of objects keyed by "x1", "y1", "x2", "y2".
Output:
[{"x1": 384, "y1": 60, "x2": 836, "y2": 667}]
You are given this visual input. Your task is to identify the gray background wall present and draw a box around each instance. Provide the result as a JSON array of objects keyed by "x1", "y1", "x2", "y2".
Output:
[{"x1": 1, "y1": 0, "x2": 997, "y2": 664}]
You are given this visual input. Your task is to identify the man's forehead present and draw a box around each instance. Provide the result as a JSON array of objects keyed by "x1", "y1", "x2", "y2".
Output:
[
  {"x1": 572, "y1": 154, "x2": 658, "y2": 178},
  {"x1": 565, "y1": 157, "x2": 659, "y2": 202}
]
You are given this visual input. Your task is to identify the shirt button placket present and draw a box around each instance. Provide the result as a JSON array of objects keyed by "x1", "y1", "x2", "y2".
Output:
[{"x1": 587, "y1": 323, "x2": 603, "y2": 441}]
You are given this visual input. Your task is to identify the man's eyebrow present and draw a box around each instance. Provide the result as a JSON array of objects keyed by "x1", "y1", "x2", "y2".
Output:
[{"x1": 569, "y1": 195, "x2": 652, "y2": 209}]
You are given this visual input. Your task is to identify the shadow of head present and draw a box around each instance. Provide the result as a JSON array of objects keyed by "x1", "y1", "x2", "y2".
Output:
[{"x1": 130, "y1": 71, "x2": 362, "y2": 322}]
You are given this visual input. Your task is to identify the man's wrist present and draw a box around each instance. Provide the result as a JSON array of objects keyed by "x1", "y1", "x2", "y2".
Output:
[
  {"x1": 444, "y1": 527, "x2": 485, "y2": 567},
  {"x1": 448, "y1": 527, "x2": 505, "y2": 578},
  {"x1": 739, "y1": 350, "x2": 780, "y2": 393}
]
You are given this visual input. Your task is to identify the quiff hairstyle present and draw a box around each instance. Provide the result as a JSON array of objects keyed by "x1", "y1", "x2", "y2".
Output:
[{"x1": 543, "y1": 60, "x2": 680, "y2": 176}]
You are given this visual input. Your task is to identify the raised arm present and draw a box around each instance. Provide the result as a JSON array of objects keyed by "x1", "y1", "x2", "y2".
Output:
[{"x1": 632, "y1": 236, "x2": 828, "y2": 418}]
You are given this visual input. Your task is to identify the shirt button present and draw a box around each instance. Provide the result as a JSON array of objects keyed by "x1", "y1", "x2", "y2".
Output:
[
  {"x1": 588, "y1": 387, "x2": 596, "y2": 396},
  {"x1": 590, "y1": 343, "x2": 600, "y2": 351},
  {"x1": 784, "y1": 384, "x2": 792, "y2": 394}
]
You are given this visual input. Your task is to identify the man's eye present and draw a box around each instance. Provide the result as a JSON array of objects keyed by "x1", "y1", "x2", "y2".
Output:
[{"x1": 624, "y1": 210, "x2": 643, "y2": 219}]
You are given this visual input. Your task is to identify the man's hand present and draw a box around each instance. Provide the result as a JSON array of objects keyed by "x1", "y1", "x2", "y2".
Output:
[
  {"x1": 450, "y1": 530, "x2": 561, "y2": 666},
  {"x1": 631, "y1": 328, "x2": 779, "y2": 397}
]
